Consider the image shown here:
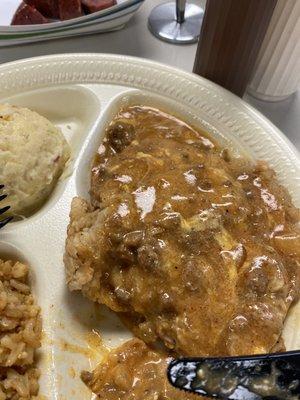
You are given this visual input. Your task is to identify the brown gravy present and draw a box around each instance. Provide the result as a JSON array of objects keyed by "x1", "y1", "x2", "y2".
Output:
[
  {"x1": 64, "y1": 105, "x2": 300, "y2": 399},
  {"x1": 82, "y1": 338, "x2": 199, "y2": 400}
]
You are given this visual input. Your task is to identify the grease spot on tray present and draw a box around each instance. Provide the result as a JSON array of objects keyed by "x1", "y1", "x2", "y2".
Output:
[
  {"x1": 36, "y1": 395, "x2": 48, "y2": 400},
  {"x1": 59, "y1": 329, "x2": 109, "y2": 361},
  {"x1": 59, "y1": 339, "x2": 96, "y2": 359},
  {"x1": 68, "y1": 367, "x2": 76, "y2": 379}
]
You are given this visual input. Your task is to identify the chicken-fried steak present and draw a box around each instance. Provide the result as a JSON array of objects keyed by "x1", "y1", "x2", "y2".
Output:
[{"x1": 65, "y1": 106, "x2": 300, "y2": 357}]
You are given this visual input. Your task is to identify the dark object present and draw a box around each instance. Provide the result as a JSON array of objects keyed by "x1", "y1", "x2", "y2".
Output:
[
  {"x1": 106, "y1": 122, "x2": 135, "y2": 152},
  {"x1": 11, "y1": 2, "x2": 49, "y2": 25},
  {"x1": 58, "y1": 0, "x2": 83, "y2": 20},
  {"x1": 168, "y1": 350, "x2": 300, "y2": 399},
  {"x1": 193, "y1": 0, "x2": 277, "y2": 97},
  {"x1": 24, "y1": 0, "x2": 59, "y2": 19},
  {"x1": 0, "y1": 186, "x2": 13, "y2": 230},
  {"x1": 81, "y1": 0, "x2": 116, "y2": 14}
]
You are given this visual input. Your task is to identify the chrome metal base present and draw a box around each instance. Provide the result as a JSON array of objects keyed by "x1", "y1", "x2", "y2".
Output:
[{"x1": 148, "y1": 2, "x2": 204, "y2": 44}]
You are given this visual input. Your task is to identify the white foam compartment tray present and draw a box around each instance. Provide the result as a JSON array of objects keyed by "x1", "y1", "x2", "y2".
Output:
[{"x1": 0, "y1": 55, "x2": 299, "y2": 399}]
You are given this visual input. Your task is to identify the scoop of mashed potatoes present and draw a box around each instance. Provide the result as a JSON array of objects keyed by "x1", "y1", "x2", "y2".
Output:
[{"x1": 0, "y1": 104, "x2": 70, "y2": 217}]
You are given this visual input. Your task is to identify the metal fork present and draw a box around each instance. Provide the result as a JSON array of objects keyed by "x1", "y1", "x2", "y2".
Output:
[{"x1": 0, "y1": 185, "x2": 13, "y2": 229}]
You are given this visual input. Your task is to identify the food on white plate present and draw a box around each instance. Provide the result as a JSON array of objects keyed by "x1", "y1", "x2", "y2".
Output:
[
  {"x1": 11, "y1": 0, "x2": 117, "y2": 25},
  {"x1": 25, "y1": 0, "x2": 60, "y2": 19},
  {"x1": 0, "y1": 104, "x2": 70, "y2": 218},
  {"x1": 82, "y1": 338, "x2": 198, "y2": 399},
  {"x1": 11, "y1": 2, "x2": 49, "y2": 25},
  {"x1": 64, "y1": 106, "x2": 300, "y2": 397},
  {"x1": 81, "y1": 0, "x2": 116, "y2": 13},
  {"x1": 58, "y1": 0, "x2": 83, "y2": 20},
  {"x1": 0, "y1": 258, "x2": 42, "y2": 399}
]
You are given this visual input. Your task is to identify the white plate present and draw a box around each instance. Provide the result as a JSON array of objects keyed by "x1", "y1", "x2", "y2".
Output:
[
  {"x1": 0, "y1": 0, "x2": 144, "y2": 46},
  {"x1": 0, "y1": 54, "x2": 299, "y2": 400}
]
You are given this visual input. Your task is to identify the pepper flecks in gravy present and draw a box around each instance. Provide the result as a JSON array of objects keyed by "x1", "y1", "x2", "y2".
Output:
[{"x1": 64, "y1": 105, "x2": 300, "y2": 399}]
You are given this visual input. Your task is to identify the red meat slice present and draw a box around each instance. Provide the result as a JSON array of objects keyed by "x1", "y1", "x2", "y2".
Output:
[
  {"x1": 24, "y1": 0, "x2": 59, "y2": 19},
  {"x1": 11, "y1": 2, "x2": 49, "y2": 25},
  {"x1": 59, "y1": 0, "x2": 83, "y2": 20},
  {"x1": 81, "y1": 0, "x2": 117, "y2": 14}
]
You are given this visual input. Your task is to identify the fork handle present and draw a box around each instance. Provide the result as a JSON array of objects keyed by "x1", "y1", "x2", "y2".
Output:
[{"x1": 168, "y1": 350, "x2": 300, "y2": 399}]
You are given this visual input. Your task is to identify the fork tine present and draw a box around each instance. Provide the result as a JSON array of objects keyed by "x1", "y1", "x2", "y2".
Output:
[
  {"x1": 0, "y1": 186, "x2": 12, "y2": 229},
  {"x1": 0, "y1": 217, "x2": 13, "y2": 229},
  {"x1": 0, "y1": 206, "x2": 10, "y2": 215}
]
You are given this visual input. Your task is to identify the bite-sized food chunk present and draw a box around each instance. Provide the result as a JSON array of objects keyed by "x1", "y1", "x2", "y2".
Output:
[
  {"x1": 0, "y1": 258, "x2": 41, "y2": 399},
  {"x1": 0, "y1": 259, "x2": 41, "y2": 367},
  {"x1": 106, "y1": 121, "x2": 135, "y2": 152},
  {"x1": 81, "y1": 0, "x2": 117, "y2": 14},
  {"x1": 0, "y1": 367, "x2": 40, "y2": 400},
  {"x1": 11, "y1": 2, "x2": 48, "y2": 25},
  {"x1": 65, "y1": 106, "x2": 300, "y2": 357},
  {"x1": 25, "y1": 0, "x2": 59, "y2": 19},
  {"x1": 0, "y1": 104, "x2": 70, "y2": 217},
  {"x1": 58, "y1": 0, "x2": 83, "y2": 20},
  {"x1": 82, "y1": 338, "x2": 198, "y2": 400}
]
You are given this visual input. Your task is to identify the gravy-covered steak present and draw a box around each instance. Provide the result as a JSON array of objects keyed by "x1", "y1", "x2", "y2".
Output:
[{"x1": 65, "y1": 106, "x2": 300, "y2": 358}]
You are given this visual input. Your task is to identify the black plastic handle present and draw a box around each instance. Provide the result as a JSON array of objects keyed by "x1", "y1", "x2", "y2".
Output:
[{"x1": 168, "y1": 350, "x2": 300, "y2": 399}]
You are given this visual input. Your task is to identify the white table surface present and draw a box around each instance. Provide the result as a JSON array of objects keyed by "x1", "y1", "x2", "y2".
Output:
[{"x1": 0, "y1": 0, "x2": 299, "y2": 151}]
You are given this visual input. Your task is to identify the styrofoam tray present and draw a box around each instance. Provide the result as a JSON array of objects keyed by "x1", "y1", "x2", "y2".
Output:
[{"x1": 0, "y1": 54, "x2": 299, "y2": 399}]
